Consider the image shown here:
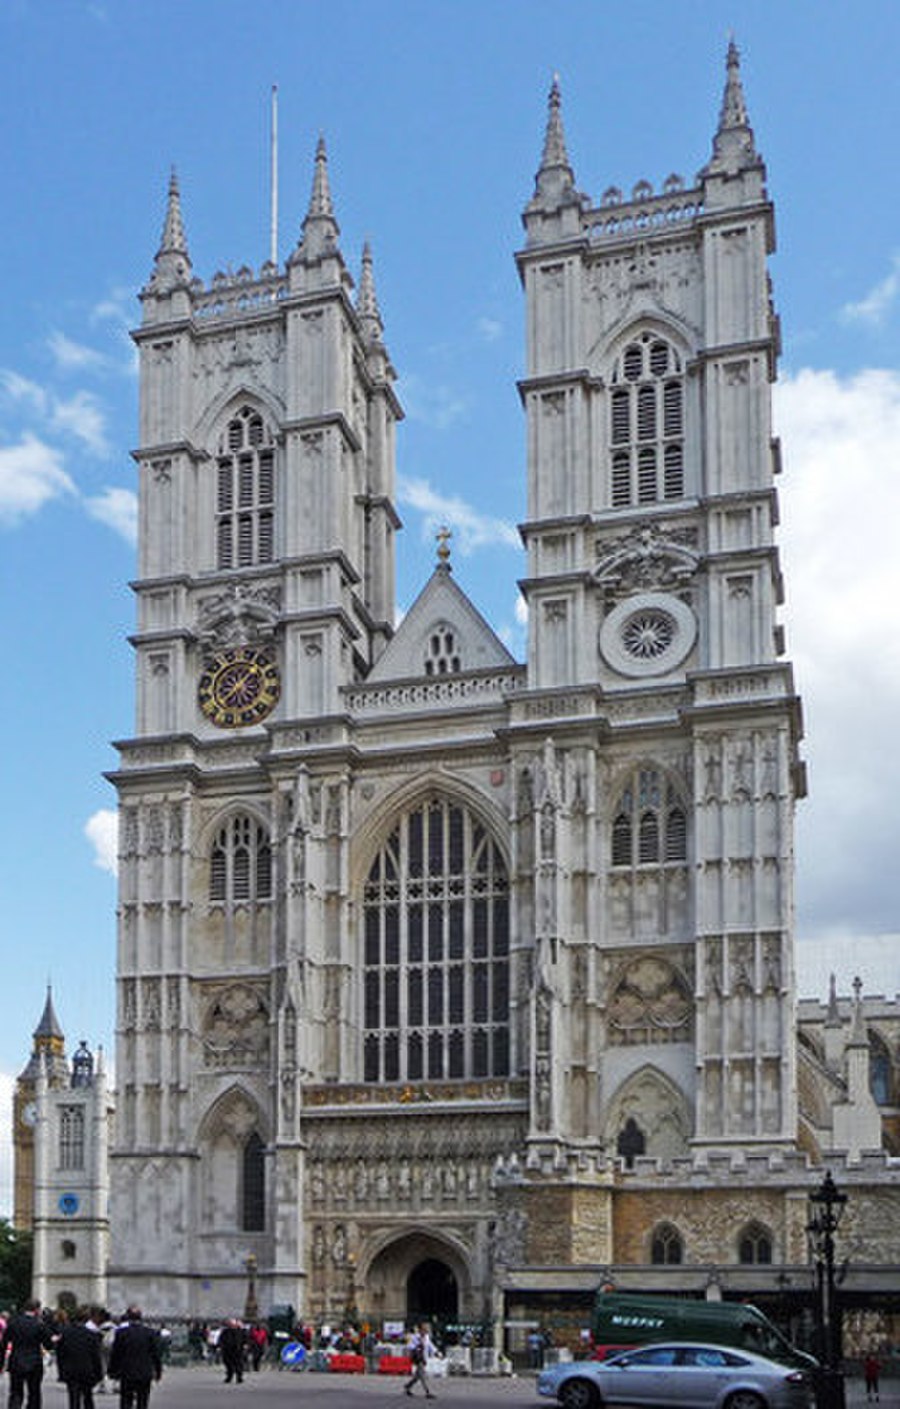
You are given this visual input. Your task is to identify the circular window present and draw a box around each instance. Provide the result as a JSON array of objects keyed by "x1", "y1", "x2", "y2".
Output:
[{"x1": 600, "y1": 592, "x2": 696, "y2": 678}]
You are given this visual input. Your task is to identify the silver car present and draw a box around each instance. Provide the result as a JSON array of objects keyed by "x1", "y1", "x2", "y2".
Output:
[{"x1": 536, "y1": 1341, "x2": 814, "y2": 1409}]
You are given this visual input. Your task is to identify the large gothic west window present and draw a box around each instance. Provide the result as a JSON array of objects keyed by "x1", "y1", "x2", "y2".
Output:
[
  {"x1": 215, "y1": 405, "x2": 276, "y2": 569},
  {"x1": 609, "y1": 334, "x2": 684, "y2": 507},
  {"x1": 363, "y1": 798, "x2": 510, "y2": 1083}
]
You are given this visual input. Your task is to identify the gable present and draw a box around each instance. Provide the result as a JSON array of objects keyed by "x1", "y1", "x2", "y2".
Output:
[{"x1": 367, "y1": 568, "x2": 518, "y2": 684}]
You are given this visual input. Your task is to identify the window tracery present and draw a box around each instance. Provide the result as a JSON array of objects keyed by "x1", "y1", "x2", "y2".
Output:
[
  {"x1": 210, "y1": 815, "x2": 272, "y2": 906},
  {"x1": 650, "y1": 1221, "x2": 683, "y2": 1264},
  {"x1": 738, "y1": 1221, "x2": 773, "y2": 1264},
  {"x1": 215, "y1": 405, "x2": 276, "y2": 569},
  {"x1": 362, "y1": 797, "x2": 510, "y2": 1082},
  {"x1": 610, "y1": 767, "x2": 688, "y2": 869},
  {"x1": 609, "y1": 334, "x2": 684, "y2": 507}
]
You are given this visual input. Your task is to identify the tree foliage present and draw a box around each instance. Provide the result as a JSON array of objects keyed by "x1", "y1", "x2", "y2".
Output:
[{"x1": 0, "y1": 1219, "x2": 33, "y2": 1311}]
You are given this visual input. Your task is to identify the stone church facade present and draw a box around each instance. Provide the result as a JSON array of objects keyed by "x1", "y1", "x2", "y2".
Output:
[{"x1": 106, "y1": 46, "x2": 899, "y2": 1341}]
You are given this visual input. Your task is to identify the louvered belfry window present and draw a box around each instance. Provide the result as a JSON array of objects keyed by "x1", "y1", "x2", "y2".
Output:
[
  {"x1": 209, "y1": 816, "x2": 272, "y2": 905},
  {"x1": 216, "y1": 406, "x2": 276, "y2": 569},
  {"x1": 609, "y1": 335, "x2": 684, "y2": 507},
  {"x1": 363, "y1": 798, "x2": 510, "y2": 1084}
]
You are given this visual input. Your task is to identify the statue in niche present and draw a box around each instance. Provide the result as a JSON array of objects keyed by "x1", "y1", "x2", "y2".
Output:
[
  {"x1": 312, "y1": 1225, "x2": 325, "y2": 1265},
  {"x1": 333, "y1": 1163, "x2": 347, "y2": 1201},
  {"x1": 442, "y1": 1164, "x2": 458, "y2": 1200},
  {"x1": 540, "y1": 802, "x2": 556, "y2": 858},
  {"x1": 704, "y1": 749, "x2": 722, "y2": 800},
  {"x1": 310, "y1": 1166, "x2": 325, "y2": 1204},
  {"x1": 355, "y1": 1161, "x2": 368, "y2": 1202},
  {"x1": 398, "y1": 1162, "x2": 411, "y2": 1199},
  {"x1": 421, "y1": 1164, "x2": 435, "y2": 1202},
  {"x1": 331, "y1": 1224, "x2": 346, "y2": 1265},
  {"x1": 729, "y1": 743, "x2": 752, "y2": 798},
  {"x1": 375, "y1": 1162, "x2": 390, "y2": 1198},
  {"x1": 537, "y1": 738, "x2": 560, "y2": 807},
  {"x1": 535, "y1": 985, "x2": 552, "y2": 1050},
  {"x1": 535, "y1": 1054, "x2": 552, "y2": 1129}
]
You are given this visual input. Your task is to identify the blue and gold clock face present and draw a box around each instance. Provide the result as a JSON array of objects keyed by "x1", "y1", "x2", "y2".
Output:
[{"x1": 198, "y1": 647, "x2": 280, "y2": 729}]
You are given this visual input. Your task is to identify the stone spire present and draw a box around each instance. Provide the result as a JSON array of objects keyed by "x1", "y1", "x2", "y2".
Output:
[
  {"x1": 531, "y1": 76, "x2": 578, "y2": 208},
  {"x1": 34, "y1": 985, "x2": 64, "y2": 1043},
  {"x1": 297, "y1": 135, "x2": 341, "y2": 261},
  {"x1": 148, "y1": 167, "x2": 192, "y2": 291},
  {"x1": 19, "y1": 985, "x2": 68, "y2": 1086},
  {"x1": 701, "y1": 38, "x2": 762, "y2": 179},
  {"x1": 356, "y1": 241, "x2": 384, "y2": 344},
  {"x1": 523, "y1": 76, "x2": 584, "y2": 243}
]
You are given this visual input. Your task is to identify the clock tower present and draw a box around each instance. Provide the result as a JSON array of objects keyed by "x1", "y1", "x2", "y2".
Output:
[{"x1": 13, "y1": 987, "x2": 68, "y2": 1231}]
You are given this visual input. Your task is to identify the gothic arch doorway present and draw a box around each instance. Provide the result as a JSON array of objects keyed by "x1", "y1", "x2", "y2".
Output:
[{"x1": 407, "y1": 1257, "x2": 458, "y2": 1325}]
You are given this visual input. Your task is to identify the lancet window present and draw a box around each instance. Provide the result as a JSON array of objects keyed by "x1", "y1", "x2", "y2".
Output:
[
  {"x1": 59, "y1": 1106, "x2": 85, "y2": 1171},
  {"x1": 609, "y1": 334, "x2": 684, "y2": 507},
  {"x1": 215, "y1": 405, "x2": 276, "y2": 569},
  {"x1": 210, "y1": 815, "x2": 272, "y2": 906},
  {"x1": 610, "y1": 767, "x2": 688, "y2": 869},
  {"x1": 241, "y1": 1132, "x2": 266, "y2": 1232},
  {"x1": 362, "y1": 798, "x2": 510, "y2": 1083}
]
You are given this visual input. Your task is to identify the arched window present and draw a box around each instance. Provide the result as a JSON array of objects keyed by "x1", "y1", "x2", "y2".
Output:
[
  {"x1": 869, "y1": 1034, "x2": 893, "y2": 1106},
  {"x1": 424, "y1": 625, "x2": 462, "y2": 676},
  {"x1": 59, "y1": 1106, "x2": 85, "y2": 1171},
  {"x1": 210, "y1": 816, "x2": 272, "y2": 905},
  {"x1": 738, "y1": 1221, "x2": 773, "y2": 1265},
  {"x1": 215, "y1": 405, "x2": 276, "y2": 569},
  {"x1": 241, "y1": 1132, "x2": 266, "y2": 1232},
  {"x1": 609, "y1": 335, "x2": 684, "y2": 507},
  {"x1": 610, "y1": 768, "x2": 688, "y2": 868},
  {"x1": 363, "y1": 798, "x2": 510, "y2": 1083},
  {"x1": 651, "y1": 1222, "x2": 683, "y2": 1265},
  {"x1": 617, "y1": 1117, "x2": 646, "y2": 1169}
]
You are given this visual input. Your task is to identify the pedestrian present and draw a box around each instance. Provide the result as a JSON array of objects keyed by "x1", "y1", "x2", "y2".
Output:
[
  {"x1": 248, "y1": 1322, "x2": 268, "y2": 1371},
  {"x1": 404, "y1": 1322, "x2": 438, "y2": 1400},
  {"x1": 0, "y1": 1297, "x2": 55, "y2": 1409},
  {"x1": 56, "y1": 1310, "x2": 104, "y2": 1409},
  {"x1": 219, "y1": 1318, "x2": 246, "y2": 1384},
  {"x1": 863, "y1": 1352, "x2": 882, "y2": 1403},
  {"x1": 106, "y1": 1307, "x2": 162, "y2": 1409}
]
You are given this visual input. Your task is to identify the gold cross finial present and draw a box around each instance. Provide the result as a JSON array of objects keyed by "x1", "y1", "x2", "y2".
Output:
[{"x1": 436, "y1": 525, "x2": 452, "y2": 565}]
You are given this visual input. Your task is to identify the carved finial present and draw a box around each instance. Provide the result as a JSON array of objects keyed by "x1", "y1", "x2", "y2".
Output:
[
  {"x1": 295, "y1": 134, "x2": 341, "y2": 261},
  {"x1": 436, "y1": 525, "x2": 452, "y2": 568},
  {"x1": 146, "y1": 166, "x2": 192, "y2": 294},
  {"x1": 356, "y1": 241, "x2": 384, "y2": 343}
]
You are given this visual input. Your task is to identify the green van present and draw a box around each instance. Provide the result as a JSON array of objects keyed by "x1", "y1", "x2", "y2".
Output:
[{"x1": 592, "y1": 1292, "x2": 816, "y2": 1370}]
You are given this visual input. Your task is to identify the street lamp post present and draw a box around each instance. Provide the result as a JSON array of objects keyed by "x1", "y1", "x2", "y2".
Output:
[
  {"x1": 807, "y1": 1171, "x2": 848, "y2": 1409},
  {"x1": 244, "y1": 1252, "x2": 259, "y2": 1324}
]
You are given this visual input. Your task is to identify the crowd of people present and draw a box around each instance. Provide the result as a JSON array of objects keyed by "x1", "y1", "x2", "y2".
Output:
[{"x1": 0, "y1": 1300, "x2": 161, "y2": 1409}]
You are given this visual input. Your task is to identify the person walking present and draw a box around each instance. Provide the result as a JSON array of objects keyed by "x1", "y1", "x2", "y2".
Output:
[
  {"x1": 56, "y1": 1311, "x2": 104, "y2": 1409},
  {"x1": 0, "y1": 1298, "x2": 55, "y2": 1409},
  {"x1": 106, "y1": 1308, "x2": 162, "y2": 1409},
  {"x1": 219, "y1": 1319, "x2": 246, "y2": 1384},
  {"x1": 863, "y1": 1352, "x2": 882, "y2": 1403},
  {"x1": 403, "y1": 1322, "x2": 438, "y2": 1399}
]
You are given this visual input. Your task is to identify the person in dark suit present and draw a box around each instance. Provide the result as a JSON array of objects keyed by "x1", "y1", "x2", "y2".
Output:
[
  {"x1": 218, "y1": 1318, "x2": 246, "y2": 1383},
  {"x1": 106, "y1": 1308, "x2": 162, "y2": 1409},
  {"x1": 0, "y1": 1298, "x2": 55, "y2": 1409},
  {"x1": 55, "y1": 1310, "x2": 104, "y2": 1409}
]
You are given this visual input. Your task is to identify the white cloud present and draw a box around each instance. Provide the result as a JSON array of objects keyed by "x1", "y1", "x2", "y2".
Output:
[
  {"x1": 399, "y1": 375, "x2": 468, "y2": 431},
  {"x1": 52, "y1": 390, "x2": 109, "y2": 455},
  {"x1": 1, "y1": 369, "x2": 49, "y2": 414},
  {"x1": 775, "y1": 367, "x2": 900, "y2": 937},
  {"x1": 398, "y1": 474, "x2": 520, "y2": 555},
  {"x1": 85, "y1": 486, "x2": 138, "y2": 545},
  {"x1": 842, "y1": 254, "x2": 900, "y2": 326},
  {"x1": 0, "y1": 434, "x2": 76, "y2": 524},
  {"x1": 477, "y1": 317, "x2": 503, "y2": 343},
  {"x1": 47, "y1": 331, "x2": 108, "y2": 374},
  {"x1": 85, "y1": 809, "x2": 118, "y2": 875},
  {"x1": 514, "y1": 594, "x2": 529, "y2": 625}
]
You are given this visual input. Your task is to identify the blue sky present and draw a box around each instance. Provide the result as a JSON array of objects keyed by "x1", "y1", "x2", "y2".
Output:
[{"x1": 2, "y1": 0, "x2": 899, "y2": 1211}]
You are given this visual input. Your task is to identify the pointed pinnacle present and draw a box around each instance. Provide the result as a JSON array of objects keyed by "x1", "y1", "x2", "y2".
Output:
[
  {"x1": 308, "y1": 134, "x2": 335, "y2": 220},
  {"x1": 357, "y1": 241, "x2": 384, "y2": 341},
  {"x1": 540, "y1": 74, "x2": 571, "y2": 174},
  {"x1": 718, "y1": 37, "x2": 750, "y2": 132},
  {"x1": 158, "y1": 166, "x2": 189, "y2": 257}
]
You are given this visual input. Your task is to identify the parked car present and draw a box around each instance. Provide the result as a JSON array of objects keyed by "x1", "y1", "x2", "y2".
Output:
[{"x1": 536, "y1": 1340, "x2": 814, "y2": 1409}]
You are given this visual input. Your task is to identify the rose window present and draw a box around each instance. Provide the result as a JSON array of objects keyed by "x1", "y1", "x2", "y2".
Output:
[{"x1": 622, "y1": 610, "x2": 675, "y2": 659}]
